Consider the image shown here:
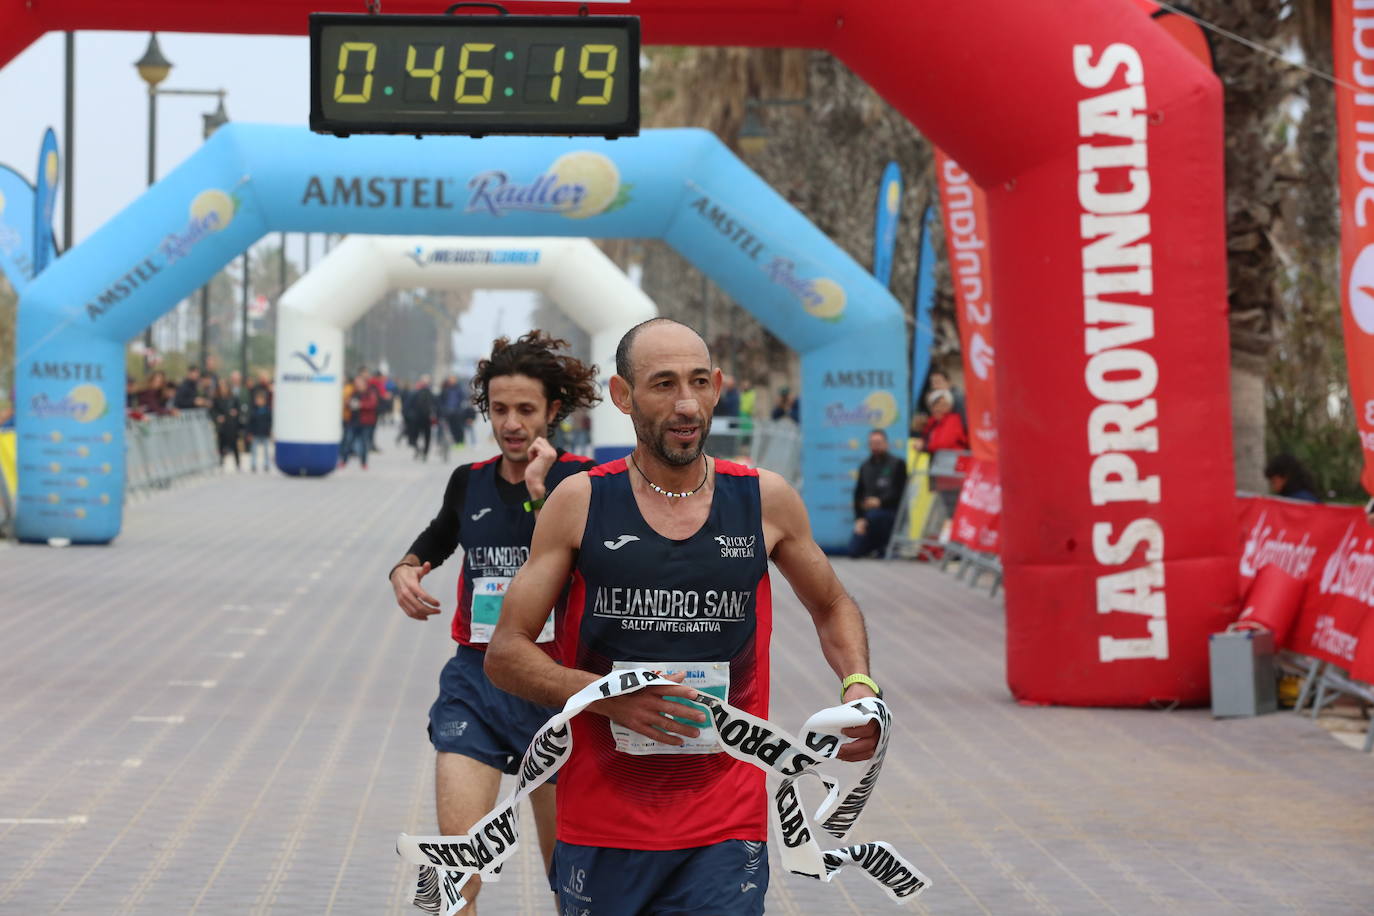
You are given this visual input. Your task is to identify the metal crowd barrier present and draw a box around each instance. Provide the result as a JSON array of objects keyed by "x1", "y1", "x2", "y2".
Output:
[
  {"x1": 884, "y1": 448, "x2": 1002, "y2": 596},
  {"x1": 704, "y1": 415, "x2": 752, "y2": 462},
  {"x1": 886, "y1": 449, "x2": 968, "y2": 560},
  {"x1": 702, "y1": 415, "x2": 801, "y2": 487},
  {"x1": 747, "y1": 418, "x2": 801, "y2": 488},
  {"x1": 125, "y1": 409, "x2": 220, "y2": 497},
  {"x1": 1294, "y1": 658, "x2": 1374, "y2": 752}
]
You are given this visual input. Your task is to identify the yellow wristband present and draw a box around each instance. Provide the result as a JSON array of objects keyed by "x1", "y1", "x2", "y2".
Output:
[{"x1": 841, "y1": 673, "x2": 882, "y2": 701}]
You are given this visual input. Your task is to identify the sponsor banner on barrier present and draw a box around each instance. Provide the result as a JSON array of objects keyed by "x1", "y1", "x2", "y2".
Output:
[
  {"x1": 396, "y1": 668, "x2": 929, "y2": 914},
  {"x1": 1335, "y1": 0, "x2": 1374, "y2": 496},
  {"x1": 949, "y1": 458, "x2": 1001, "y2": 554},
  {"x1": 934, "y1": 150, "x2": 997, "y2": 463},
  {"x1": 1235, "y1": 496, "x2": 1374, "y2": 672}
]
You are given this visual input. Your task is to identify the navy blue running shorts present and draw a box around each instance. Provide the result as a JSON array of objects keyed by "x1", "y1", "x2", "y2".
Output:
[
  {"x1": 427, "y1": 644, "x2": 559, "y2": 777},
  {"x1": 550, "y1": 839, "x2": 768, "y2": 915}
]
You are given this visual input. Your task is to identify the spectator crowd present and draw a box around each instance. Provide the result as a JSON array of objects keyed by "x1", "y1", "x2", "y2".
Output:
[{"x1": 125, "y1": 361, "x2": 277, "y2": 473}]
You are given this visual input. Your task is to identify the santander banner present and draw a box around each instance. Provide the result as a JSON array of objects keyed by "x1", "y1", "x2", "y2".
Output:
[
  {"x1": 1236, "y1": 496, "x2": 1374, "y2": 682},
  {"x1": 950, "y1": 458, "x2": 1001, "y2": 554},
  {"x1": 935, "y1": 150, "x2": 997, "y2": 463},
  {"x1": 1334, "y1": 1, "x2": 1374, "y2": 495}
]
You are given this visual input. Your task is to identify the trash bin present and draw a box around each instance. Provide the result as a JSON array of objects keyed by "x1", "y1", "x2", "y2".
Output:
[{"x1": 1208, "y1": 628, "x2": 1277, "y2": 718}]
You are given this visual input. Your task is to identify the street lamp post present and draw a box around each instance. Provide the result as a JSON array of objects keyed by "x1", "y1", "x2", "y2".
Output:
[
  {"x1": 200, "y1": 94, "x2": 228, "y2": 371},
  {"x1": 134, "y1": 32, "x2": 229, "y2": 374},
  {"x1": 134, "y1": 34, "x2": 172, "y2": 360},
  {"x1": 241, "y1": 253, "x2": 249, "y2": 383}
]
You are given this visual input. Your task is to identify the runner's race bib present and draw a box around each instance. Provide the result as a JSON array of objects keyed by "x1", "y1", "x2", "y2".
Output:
[
  {"x1": 609, "y1": 660, "x2": 729, "y2": 754},
  {"x1": 396, "y1": 669, "x2": 931, "y2": 915},
  {"x1": 469, "y1": 576, "x2": 555, "y2": 643}
]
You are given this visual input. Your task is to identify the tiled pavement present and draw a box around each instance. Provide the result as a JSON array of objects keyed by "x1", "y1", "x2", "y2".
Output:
[{"x1": 1, "y1": 440, "x2": 1370, "y2": 915}]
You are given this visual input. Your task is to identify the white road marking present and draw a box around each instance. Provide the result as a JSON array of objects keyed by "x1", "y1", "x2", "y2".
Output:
[
  {"x1": 130, "y1": 715, "x2": 185, "y2": 724},
  {"x1": 225, "y1": 628, "x2": 268, "y2": 636},
  {"x1": 213, "y1": 651, "x2": 247, "y2": 659},
  {"x1": 0, "y1": 815, "x2": 88, "y2": 825},
  {"x1": 168, "y1": 680, "x2": 218, "y2": 688},
  {"x1": 74, "y1": 758, "x2": 142, "y2": 768}
]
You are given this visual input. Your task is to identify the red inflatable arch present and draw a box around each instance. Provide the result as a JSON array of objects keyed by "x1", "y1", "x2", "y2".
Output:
[{"x1": 0, "y1": 0, "x2": 1238, "y2": 706}]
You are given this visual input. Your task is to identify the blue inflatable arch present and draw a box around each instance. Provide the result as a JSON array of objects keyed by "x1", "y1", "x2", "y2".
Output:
[{"x1": 15, "y1": 124, "x2": 909, "y2": 549}]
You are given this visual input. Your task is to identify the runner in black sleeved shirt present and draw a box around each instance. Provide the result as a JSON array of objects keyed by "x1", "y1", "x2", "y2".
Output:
[{"x1": 388, "y1": 331, "x2": 599, "y2": 913}]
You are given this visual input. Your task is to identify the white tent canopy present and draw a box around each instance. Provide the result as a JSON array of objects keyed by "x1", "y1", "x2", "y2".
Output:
[{"x1": 273, "y1": 236, "x2": 656, "y2": 473}]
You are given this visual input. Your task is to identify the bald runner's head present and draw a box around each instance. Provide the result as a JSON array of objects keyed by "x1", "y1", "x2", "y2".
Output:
[
  {"x1": 615, "y1": 318, "x2": 711, "y2": 388},
  {"x1": 612, "y1": 319, "x2": 720, "y2": 467}
]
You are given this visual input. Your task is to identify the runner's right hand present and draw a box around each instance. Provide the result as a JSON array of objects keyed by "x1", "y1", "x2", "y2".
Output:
[
  {"x1": 392, "y1": 562, "x2": 442, "y2": 620},
  {"x1": 587, "y1": 673, "x2": 706, "y2": 747}
]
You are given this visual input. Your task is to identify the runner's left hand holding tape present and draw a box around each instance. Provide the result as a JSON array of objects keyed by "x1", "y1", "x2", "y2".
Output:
[{"x1": 397, "y1": 668, "x2": 931, "y2": 915}]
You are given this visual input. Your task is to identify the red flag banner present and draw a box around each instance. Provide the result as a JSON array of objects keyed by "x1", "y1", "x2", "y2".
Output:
[
  {"x1": 950, "y1": 458, "x2": 1001, "y2": 554},
  {"x1": 1334, "y1": 2, "x2": 1374, "y2": 495},
  {"x1": 935, "y1": 150, "x2": 997, "y2": 463},
  {"x1": 1236, "y1": 496, "x2": 1374, "y2": 672}
]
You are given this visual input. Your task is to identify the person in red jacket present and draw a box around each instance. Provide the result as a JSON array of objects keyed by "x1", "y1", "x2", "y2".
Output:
[
  {"x1": 922, "y1": 389, "x2": 968, "y2": 518},
  {"x1": 341, "y1": 370, "x2": 379, "y2": 469}
]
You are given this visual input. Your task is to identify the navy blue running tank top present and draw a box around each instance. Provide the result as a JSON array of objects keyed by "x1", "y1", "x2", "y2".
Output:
[
  {"x1": 557, "y1": 457, "x2": 773, "y2": 850},
  {"x1": 454, "y1": 452, "x2": 589, "y2": 655}
]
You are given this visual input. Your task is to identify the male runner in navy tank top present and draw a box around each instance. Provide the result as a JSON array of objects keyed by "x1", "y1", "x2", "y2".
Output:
[
  {"x1": 488, "y1": 319, "x2": 882, "y2": 915},
  {"x1": 389, "y1": 331, "x2": 598, "y2": 913}
]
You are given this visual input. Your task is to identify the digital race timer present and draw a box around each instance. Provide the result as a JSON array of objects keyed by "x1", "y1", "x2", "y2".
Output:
[{"x1": 309, "y1": 13, "x2": 639, "y2": 138}]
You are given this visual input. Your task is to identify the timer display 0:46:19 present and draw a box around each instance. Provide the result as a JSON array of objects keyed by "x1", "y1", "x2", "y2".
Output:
[
  {"x1": 333, "y1": 40, "x2": 619, "y2": 107},
  {"x1": 309, "y1": 15, "x2": 640, "y2": 137}
]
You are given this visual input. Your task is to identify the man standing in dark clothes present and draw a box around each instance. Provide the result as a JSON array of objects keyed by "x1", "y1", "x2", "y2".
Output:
[
  {"x1": 173, "y1": 365, "x2": 208, "y2": 409},
  {"x1": 850, "y1": 428, "x2": 908, "y2": 558},
  {"x1": 408, "y1": 375, "x2": 436, "y2": 461},
  {"x1": 387, "y1": 331, "x2": 600, "y2": 913}
]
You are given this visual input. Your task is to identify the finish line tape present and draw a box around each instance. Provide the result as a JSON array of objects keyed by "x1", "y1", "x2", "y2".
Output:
[{"x1": 396, "y1": 668, "x2": 931, "y2": 913}]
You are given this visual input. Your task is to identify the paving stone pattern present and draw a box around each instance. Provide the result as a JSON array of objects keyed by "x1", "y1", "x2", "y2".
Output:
[{"x1": 0, "y1": 445, "x2": 1370, "y2": 914}]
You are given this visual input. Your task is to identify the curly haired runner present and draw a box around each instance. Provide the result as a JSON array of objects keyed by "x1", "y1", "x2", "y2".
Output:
[{"x1": 388, "y1": 330, "x2": 599, "y2": 914}]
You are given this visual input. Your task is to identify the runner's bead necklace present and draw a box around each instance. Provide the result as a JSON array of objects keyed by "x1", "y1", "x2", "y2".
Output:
[{"x1": 630, "y1": 454, "x2": 709, "y2": 499}]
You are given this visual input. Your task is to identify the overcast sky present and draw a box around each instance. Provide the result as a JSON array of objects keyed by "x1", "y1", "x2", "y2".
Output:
[
  {"x1": 0, "y1": 30, "x2": 314, "y2": 248},
  {"x1": 0, "y1": 29, "x2": 536, "y2": 351}
]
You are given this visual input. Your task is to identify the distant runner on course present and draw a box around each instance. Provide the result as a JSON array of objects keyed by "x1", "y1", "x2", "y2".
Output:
[
  {"x1": 389, "y1": 330, "x2": 598, "y2": 913},
  {"x1": 487, "y1": 318, "x2": 881, "y2": 916}
]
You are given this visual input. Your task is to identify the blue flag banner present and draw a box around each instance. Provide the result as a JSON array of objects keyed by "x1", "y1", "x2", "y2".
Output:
[
  {"x1": 910, "y1": 202, "x2": 938, "y2": 415},
  {"x1": 0, "y1": 165, "x2": 37, "y2": 294},
  {"x1": 33, "y1": 128, "x2": 59, "y2": 275},
  {"x1": 872, "y1": 161, "x2": 902, "y2": 288}
]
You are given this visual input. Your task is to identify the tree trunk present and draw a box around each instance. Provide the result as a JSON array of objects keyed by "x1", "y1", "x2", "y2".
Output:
[
  {"x1": 1195, "y1": 0, "x2": 1287, "y2": 491},
  {"x1": 1231, "y1": 353, "x2": 1267, "y2": 493}
]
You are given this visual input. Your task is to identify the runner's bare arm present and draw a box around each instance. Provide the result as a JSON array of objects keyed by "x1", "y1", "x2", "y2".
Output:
[
  {"x1": 486, "y1": 474, "x2": 705, "y2": 744},
  {"x1": 761, "y1": 469, "x2": 880, "y2": 761},
  {"x1": 391, "y1": 558, "x2": 442, "y2": 620}
]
